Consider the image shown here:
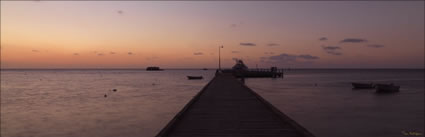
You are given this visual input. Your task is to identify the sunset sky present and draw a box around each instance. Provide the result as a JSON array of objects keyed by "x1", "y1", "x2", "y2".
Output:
[{"x1": 1, "y1": 1, "x2": 424, "y2": 69}]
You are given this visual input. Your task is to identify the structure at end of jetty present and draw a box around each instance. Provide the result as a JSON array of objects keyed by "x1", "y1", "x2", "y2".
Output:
[{"x1": 221, "y1": 59, "x2": 284, "y2": 78}]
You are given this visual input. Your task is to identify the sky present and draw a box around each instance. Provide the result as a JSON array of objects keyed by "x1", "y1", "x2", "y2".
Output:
[{"x1": 1, "y1": 1, "x2": 424, "y2": 69}]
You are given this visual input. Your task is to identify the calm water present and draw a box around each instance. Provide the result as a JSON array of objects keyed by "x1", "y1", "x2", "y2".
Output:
[
  {"x1": 246, "y1": 69, "x2": 424, "y2": 137},
  {"x1": 1, "y1": 69, "x2": 424, "y2": 137},
  {"x1": 1, "y1": 70, "x2": 215, "y2": 137}
]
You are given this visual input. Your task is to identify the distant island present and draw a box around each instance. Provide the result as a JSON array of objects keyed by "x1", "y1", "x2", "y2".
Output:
[{"x1": 146, "y1": 66, "x2": 163, "y2": 71}]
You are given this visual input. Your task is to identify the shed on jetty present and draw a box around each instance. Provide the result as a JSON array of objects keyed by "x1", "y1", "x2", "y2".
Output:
[{"x1": 223, "y1": 59, "x2": 284, "y2": 78}]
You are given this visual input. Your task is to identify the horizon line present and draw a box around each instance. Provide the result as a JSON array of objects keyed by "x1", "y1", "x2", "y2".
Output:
[{"x1": 1, "y1": 67, "x2": 424, "y2": 70}]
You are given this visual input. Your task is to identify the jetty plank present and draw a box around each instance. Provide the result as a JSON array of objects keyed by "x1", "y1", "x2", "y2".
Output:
[{"x1": 156, "y1": 74, "x2": 314, "y2": 137}]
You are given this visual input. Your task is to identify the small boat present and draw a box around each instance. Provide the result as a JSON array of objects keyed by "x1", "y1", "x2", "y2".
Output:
[
  {"x1": 352, "y1": 82, "x2": 375, "y2": 89},
  {"x1": 202, "y1": 68, "x2": 208, "y2": 70},
  {"x1": 187, "y1": 76, "x2": 203, "y2": 80},
  {"x1": 375, "y1": 83, "x2": 400, "y2": 92}
]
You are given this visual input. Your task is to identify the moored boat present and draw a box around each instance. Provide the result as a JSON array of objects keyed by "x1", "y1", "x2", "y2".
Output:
[
  {"x1": 352, "y1": 82, "x2": 375, "y2": 89},
  {"x1": 375, "y1": 83, "x2": 400, "y2": 92},
  {"x1": 187, "y1": 76, "x2": 203, "y2": 80}
]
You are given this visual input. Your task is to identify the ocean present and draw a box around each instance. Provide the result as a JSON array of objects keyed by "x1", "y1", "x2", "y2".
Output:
[{"x1": 1, "y1": 69, "x2": 423, "y2": 137}]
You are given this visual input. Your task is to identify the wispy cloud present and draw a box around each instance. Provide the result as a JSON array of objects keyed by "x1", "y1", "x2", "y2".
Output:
[
  {"x1": 266, "y1": 43, "x2": 280, "y2": 46},
  {"x1": 340, "y1": 38, "x2": 368, "y2": 43},
  {"x1": 32, "y1": 50, "x2": 39, "y2": 52},
  {"x1": 128, "y1": 52, "x2": 133, "y2": 55},
  {"x1": 322, "y1": 46, "x2": 341, "y2": 50},
  {"x1": 193, "y1": 52, "x2": 203, "y2": 55},
  {"x1": 264, "y1": 52, "x2": 274, "y2": 55},
  {"x1": 97, "y1": 53, "x2": 104, "y2": 56},
  {"x1": 366, "y1": 44, "x2": 385, "y2": 48},
  {"x1": 117, "y1": 10, "x2": 124, "y2": 15},
  {"x1": 73, "y1": 53, "x2": 79, "y2": 56},
  {"x1": 230, "y1": 22, "x2": 243, "y2": 28},
  {"x1": 261, "y1": 53, "x2": 319, "y2": 64},
  {"x1": 110, "y1": 52, "x2": 116, "y2": 55},
  {"x1": 298, "y1": 54, "x2": 320, "y2": 59},
  {"x1": 240, "y1": 42, "x2": 256, "y2": 46},
  {"x1": 321, "y1": 45, "x2": 343, "y2": 56},
  {"x1": 231, "y1": 51, "x2": 240, "y2": 53},
  {"x1": 319, "y1": 37, "x2": 328, "y2": 41},
  {"x1": 327, "y1": 51, "x2": 342, "y2": 55}
]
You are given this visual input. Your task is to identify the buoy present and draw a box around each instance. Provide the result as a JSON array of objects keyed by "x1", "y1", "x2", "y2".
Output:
[{"x1": 104, "y1": 94, "x2": 107, "y2": 98}]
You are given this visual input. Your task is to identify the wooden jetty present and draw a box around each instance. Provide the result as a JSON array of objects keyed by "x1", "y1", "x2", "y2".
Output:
[{"x1": 156, "y1": 74, "x2": 315, "y2": 137}]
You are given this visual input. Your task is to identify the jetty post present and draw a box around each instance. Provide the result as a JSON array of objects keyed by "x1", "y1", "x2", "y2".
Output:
[{"x1": 218, "y1": 45, "x2": 223, "y2": 71}]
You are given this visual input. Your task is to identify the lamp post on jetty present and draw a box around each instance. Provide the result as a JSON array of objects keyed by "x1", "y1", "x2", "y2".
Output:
[{"x1": 219, "y1": 45, "x2": 224, "y2": 71}]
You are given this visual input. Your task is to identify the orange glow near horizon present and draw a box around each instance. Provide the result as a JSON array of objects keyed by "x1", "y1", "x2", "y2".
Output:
[{"x1": 1, "y1": 1, "x2": 424, "y2": 68}]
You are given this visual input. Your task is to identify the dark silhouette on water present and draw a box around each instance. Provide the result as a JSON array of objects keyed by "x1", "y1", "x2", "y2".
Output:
[
  {"x1": 352, "y1": 82, "x2": 375, "y2": 89},
  {"x1": 187, "y1": 76, "x2": 203, "y2": 80},
  {"x1": 375, "y1": 83, "x2": 400, "y2": 93},
  {"x1": 146, "y1": 66, "x2": 163, "y2": 71}
]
